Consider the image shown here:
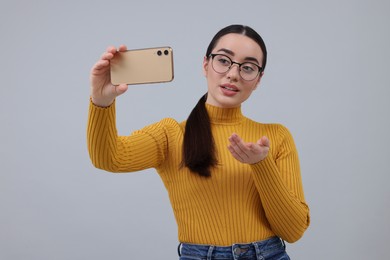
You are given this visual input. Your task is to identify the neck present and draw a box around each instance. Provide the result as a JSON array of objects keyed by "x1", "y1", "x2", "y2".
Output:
[{"x1": 205, "y1": 103, "x2": 243, "y2": 124}]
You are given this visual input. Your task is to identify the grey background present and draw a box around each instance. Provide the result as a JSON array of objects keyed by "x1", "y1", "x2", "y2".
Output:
[{"x1": 1, "y1": 0, "x2": 389, "y2": 259}]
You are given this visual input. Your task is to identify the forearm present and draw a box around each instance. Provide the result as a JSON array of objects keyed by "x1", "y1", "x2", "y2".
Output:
[
  {"x1": 251, "y1": 155, "x2": 310, "y2": 243},
  {"x1": 87, "y1": 99, "x2": 123, "y2": 172},
  {"x1": 87, "y1": 99, "x2": 170, "y2": 173}
]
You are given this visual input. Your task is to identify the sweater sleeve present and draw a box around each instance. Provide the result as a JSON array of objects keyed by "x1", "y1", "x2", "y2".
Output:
[
  {"x1": 87, "y1": 100, "x2": 176, "y2": 173},
  {"x1": 250, "y1": 125, "x2": 310, "y2": 243}
]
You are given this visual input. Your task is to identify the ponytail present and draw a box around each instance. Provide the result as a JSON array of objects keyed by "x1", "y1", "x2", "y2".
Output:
[
  {"x1": 182, "y1": 25, "x2": 267, "y2": 177},
  {"x1": 182, "y1": 93, "x2": 217, "y2": 177}
]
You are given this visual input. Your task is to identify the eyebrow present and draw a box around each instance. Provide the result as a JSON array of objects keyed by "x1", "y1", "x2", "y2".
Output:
[{"x1": 216, "y1": 48, "x2": 260, "y2": 65}]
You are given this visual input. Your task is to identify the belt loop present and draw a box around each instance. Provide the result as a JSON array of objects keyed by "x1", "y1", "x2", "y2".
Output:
[
  {"x1": 252, "y1": 241, "x2": 263, "y2": 260},
  {"x1": 177, "y1": 243, "x2": 182, "y2": 257},
  {"x1": 207, "y1": 245, "x2": 214, "y2": 260}
]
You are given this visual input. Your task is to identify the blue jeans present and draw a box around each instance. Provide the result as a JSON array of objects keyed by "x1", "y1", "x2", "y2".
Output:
[{"x1": 178, "y1": 237, "x2": 290, "y2": 260}]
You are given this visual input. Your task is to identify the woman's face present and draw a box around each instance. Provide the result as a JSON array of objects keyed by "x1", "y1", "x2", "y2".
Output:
[{"x1": 203, "y1": 33, "x2": 264, "y2": 108}]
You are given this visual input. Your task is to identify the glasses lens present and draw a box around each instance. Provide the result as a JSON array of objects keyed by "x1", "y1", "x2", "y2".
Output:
[
  {"x1": 239, "y1": 62, "x2": 260, "y2": 81},
  {"x1": 211, "y1": 54, "x2": 232, "y2": 74}
]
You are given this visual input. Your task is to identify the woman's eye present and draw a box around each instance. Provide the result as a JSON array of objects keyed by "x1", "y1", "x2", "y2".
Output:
[
  {"x1": 218, "y1": 58, "x2": 230, "y2": 66},
  {"x1": 242, "y1": 65, "x2": 255, "y2": 73}
]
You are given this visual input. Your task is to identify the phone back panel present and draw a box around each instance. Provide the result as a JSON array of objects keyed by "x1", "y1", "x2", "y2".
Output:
[{"x1": 110, "y1": 47, "x2": 174, "y2": 85}]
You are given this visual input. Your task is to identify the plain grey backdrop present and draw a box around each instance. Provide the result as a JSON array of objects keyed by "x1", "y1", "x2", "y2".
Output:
[{"x1": 1, "y1": 0, "x2": 389, "y2": 259}]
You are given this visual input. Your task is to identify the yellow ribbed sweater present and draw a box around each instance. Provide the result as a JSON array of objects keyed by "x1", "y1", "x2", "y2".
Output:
[{"x1": 87, "y1": 100, "x2": 310, "y2": 245}]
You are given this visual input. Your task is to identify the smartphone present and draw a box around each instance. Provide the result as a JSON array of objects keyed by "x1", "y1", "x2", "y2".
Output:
[{"x1": 110, "y1": 46, "x2": 174, "y2": 85}]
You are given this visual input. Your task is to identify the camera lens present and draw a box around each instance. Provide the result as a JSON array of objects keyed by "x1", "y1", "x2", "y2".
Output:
[
  {"x1": 157, "y1": 50, "x2": 162, "y2": 56},
  {"x1": 164, "y1": 50, "x2": 169, "y2": 55}
]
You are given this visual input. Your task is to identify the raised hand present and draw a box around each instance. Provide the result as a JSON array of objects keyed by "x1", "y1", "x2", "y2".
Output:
[
  {"x1": 227, "y1": 133, "x2": 270, "y2": 164},
  {"x1": 90, "y1": 45, "x2": 128, "y2": 107}
]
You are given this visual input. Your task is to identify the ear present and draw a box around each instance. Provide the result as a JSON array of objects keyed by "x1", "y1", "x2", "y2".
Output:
[{"x1": 202, "y1": 56, "x2": 209, "y2": 77}]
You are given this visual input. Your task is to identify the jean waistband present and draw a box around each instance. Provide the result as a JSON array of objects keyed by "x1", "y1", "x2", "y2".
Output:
[{"x1": 178, "y1": 236, "x2": 286, "y2": 259}]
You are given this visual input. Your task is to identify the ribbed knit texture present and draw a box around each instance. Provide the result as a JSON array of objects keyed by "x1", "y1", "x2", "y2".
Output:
[{"x1": 87, "y1": 100, "x2": 310, "y2": 245}]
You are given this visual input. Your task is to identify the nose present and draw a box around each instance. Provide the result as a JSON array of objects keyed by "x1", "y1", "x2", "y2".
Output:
[{"x1": 226, "y1": 63, "x2": 240, "y2": 81}]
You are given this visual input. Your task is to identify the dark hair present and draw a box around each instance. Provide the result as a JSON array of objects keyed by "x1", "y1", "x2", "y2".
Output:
[
  {"x1": 205, "y1": 25, "x2": 267, "y2": 69},
  {"x1": 182, "y1": 25, "x2": 267, "y2": 177}
]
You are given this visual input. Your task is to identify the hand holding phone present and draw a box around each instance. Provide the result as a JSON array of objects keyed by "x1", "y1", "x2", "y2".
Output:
[
  {"x1": 90, "y1": 45, "x2": 129, "y2": 107},
  {"x1": 110, "y1": 47, "x2": 174, "y2": 85}
]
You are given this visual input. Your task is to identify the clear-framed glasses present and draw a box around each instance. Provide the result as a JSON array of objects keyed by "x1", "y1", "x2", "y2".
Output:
[{"x1": 209, "y1": 54, "x2": 263, "y2": 81}]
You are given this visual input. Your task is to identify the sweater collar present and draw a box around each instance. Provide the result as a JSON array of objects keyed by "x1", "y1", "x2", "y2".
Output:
[{"x1": 205, "y1": 103, "x2": 244, "y2": 124}]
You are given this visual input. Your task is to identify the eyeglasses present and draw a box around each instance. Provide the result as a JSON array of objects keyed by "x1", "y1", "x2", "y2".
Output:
[{"x1": 209, "y1": 54, "x2": 263, "y2": 81}]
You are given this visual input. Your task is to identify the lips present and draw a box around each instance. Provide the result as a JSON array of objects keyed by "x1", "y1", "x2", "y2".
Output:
[{"x1": 221, "y1": 84, "x2": 239, "y2": 92}]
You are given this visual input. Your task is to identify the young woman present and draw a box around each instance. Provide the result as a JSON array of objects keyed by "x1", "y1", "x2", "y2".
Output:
[{"x1": 88, "y1": 24, "x2": 310, "y2": 260}]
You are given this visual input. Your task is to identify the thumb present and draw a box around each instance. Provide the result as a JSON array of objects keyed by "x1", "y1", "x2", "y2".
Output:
[
  {"x1": 115, "y1": 84, "x2": 128, "y2": 96},
  {"x1": 257, "y1": 136, "x2": 270, "y2": 148}
]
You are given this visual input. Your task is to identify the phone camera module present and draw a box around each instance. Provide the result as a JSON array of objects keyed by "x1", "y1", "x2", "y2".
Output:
[
  {"x1": 164, "y1": 50, "x2": 169, "y2": 55},
  {"x1": 157, "y1": 50, "x2": 162, "y2": 56}
]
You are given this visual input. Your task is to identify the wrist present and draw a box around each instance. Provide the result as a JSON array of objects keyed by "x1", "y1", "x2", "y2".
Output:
[{"x1": 90, "y1": 97, "x2": 114, "y2": 108}]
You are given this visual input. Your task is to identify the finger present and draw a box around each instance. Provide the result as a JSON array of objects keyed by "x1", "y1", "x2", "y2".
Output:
[
  {"x1": 229, "y1": 133, "x2": 244, "y2": 146},
  {"x1": 118, "y1": 44, "x2": 127, "y2": 52},
  {"x1": 257, "y1": 136, "x2": 270, "y2": 148},
  {"x1": 116, "y1": 84, "x2": 128, "y2": 95},
  {"x1": 228, "y1": 145, "x2": 249, "y2": 162},
  {"x1": 229, "y1": 134, "x2": 251, "y2": 155},
  {"x1": 91, "y1": 60, "x2": 110, "y2": 74},
  {"x1": 106, "y1": 45, "x2": 117, "y2": 54},
  {"x1": 228, "y1": 134, "x2": 243, "y2": 153},
  {"x1": 262, "y1": 136, "x2": 270, "y2": 147},
  {"x1": 113, "y1": 84, "x2": 128, "y2": 96},
  {"x1": 100, "y1": 51, "x2": 114, "y2": 60},
  {"x1": 227, "y1": 144, "x2": 245, "y2": 162}
]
